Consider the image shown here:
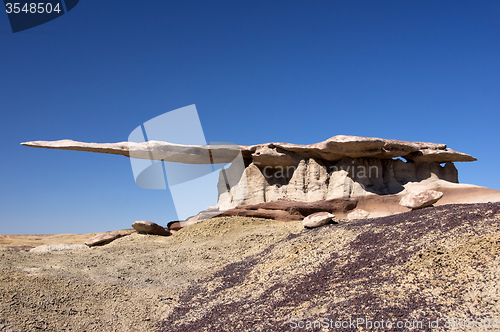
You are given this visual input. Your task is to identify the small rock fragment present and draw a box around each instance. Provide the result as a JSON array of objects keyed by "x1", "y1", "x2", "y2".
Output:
[
  {"x1": 302, "y1": 212, "x2": 335, "y2": 228},
  {"x1": 400, "y1": 190, "x2": 444, "y2": 209}
]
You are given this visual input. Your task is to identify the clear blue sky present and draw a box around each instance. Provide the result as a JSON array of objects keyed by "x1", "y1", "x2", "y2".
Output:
[{"x1": 1, "y1": 1, "x2": 499, "y2": 234}]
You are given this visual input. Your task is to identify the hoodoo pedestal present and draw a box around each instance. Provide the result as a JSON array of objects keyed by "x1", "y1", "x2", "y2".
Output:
[{"x1": 23, "y1": 135, "x2": 500, "y2": 222}]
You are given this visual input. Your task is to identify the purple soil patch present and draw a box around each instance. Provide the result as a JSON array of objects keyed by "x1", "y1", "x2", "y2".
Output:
[{"x1": 158, "y1": 202, "x2": 500, "y2": 332}]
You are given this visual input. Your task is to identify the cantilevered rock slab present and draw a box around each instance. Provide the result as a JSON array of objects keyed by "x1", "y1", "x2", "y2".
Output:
[
  {"x1": 22, "y1": 140, "x2": 241, "y2": 164},
  {"x1": 21, "y1": 135, "x2": 476, "y2": 165},
  {"x1": 22, "y1": 135, "x2": 479, "y2": 214}
]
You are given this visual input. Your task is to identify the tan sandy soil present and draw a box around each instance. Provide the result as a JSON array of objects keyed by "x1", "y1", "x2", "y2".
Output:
[
  {"x1": 0, "y1": 230, "x2": 136, "y2": 252},
  {"x1": 1, "y1": 203, "x2": 500, "y2": 331},
  {"x1": 0, "y1": 218, "x2": 301, "y2": 331}
]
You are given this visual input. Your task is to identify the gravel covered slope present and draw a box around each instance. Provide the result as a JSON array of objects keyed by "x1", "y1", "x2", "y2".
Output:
[
  {"x1": 159, "y1": 203, "x2": 500, "y2": 331},
  {"x1": 1, "y1": 203, "x2": 499, "y2": 331}
]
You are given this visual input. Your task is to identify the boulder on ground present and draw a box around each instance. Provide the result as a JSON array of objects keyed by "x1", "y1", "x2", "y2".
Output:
[
  {"x1": 132, "y1": 221, "x2": 171, "y2": 236},
  {"x1": 85, "y1": 233, "x2": 129, "y2": 247},
  {"x1": 30, "y1": 244, "x2": 87, "y2": 252},
  {"x1": 347, "y1": 209, "x2": 370, "y2": 220},
  {"x1": 21, "y1": 135, "x2": 476, "y2": 164},
  {"x1": 167, "y1": 221, "x2": 182, "y2": 233},
  {"x1": 400, "y1": 190, "x2": 444, "y2": 209},
  {"x1": 302, "y1": 212, "x2": 335, "y2": 228}
]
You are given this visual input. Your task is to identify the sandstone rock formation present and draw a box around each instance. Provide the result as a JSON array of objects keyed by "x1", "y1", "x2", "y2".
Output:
[
  {"x1": 132, "y1": 221, "x2": 171, "y2": 236},
  {"x1": 218, "y1": 197, "x2": 357, "y2": 222},
  {"x1": 22, "y1": 135, "x2": 500, "y2": 224},
  {"x1": 400, "y1": 189, "x2": 444, "y2": 209},
  {"x1": 302, "y1": 212, "x2": 335, "y2": 228},
  {"x1": 21, "y1": 135, "x2": 476, "y2": 164}
]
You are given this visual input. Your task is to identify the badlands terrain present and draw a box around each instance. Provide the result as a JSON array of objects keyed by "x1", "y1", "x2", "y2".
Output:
[
  {"x1": 5, "y1": 135, "x2": 499, "y2": 331},
  {"x1": 1, "y1": 202, "x2": 500, "y2": 331}
]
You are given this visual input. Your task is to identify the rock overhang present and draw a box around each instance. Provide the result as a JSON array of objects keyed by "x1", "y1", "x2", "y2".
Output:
[{"x1": 22, "y1": 135, "x2": 476, "y2": 166}]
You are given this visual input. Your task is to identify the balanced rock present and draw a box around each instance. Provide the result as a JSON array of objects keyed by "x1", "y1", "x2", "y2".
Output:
[
  {"x1": 85, "y1": 232, "x2": 129, "y2": 247},
  {"x1": 302, "y1": 212, "x2": 335, "y2": 228},
  {"x1": 21, "y1": 136, "x2": 475, "y2": 211},
  {"x1": 132, "y1": 221, "x2": 171, "y2": 236},
  {"x1": 30, "y1": 244, "x2": 87, "y2": 252},
  {"x1": 23, "y1": 135, "x2": 488, "y2": 226},
  {"x1": 21, "y1": 135, "x2": 476, "y2": 164},
  {"x1": 400, "y1": 190, "x2": 444, "y2": 209},
  {"x1": 347, "y1": 209, "x2": 370, "y2": 220}
]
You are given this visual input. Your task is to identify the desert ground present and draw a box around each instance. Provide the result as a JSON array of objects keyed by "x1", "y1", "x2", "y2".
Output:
[{"x1": 1, "y1": 202, "x2": 500, "y2": 331}]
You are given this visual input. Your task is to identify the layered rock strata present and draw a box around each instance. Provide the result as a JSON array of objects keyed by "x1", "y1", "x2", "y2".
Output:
[
  {"x1": 22, "y1": 135, "x2": 477, "y2": 211},
  {"x1": 218, "y1": 197, "x2": 357, "y2": 222},
  {"x1": 221, "y1": 156, "x2": 459, "y2": 208}
]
